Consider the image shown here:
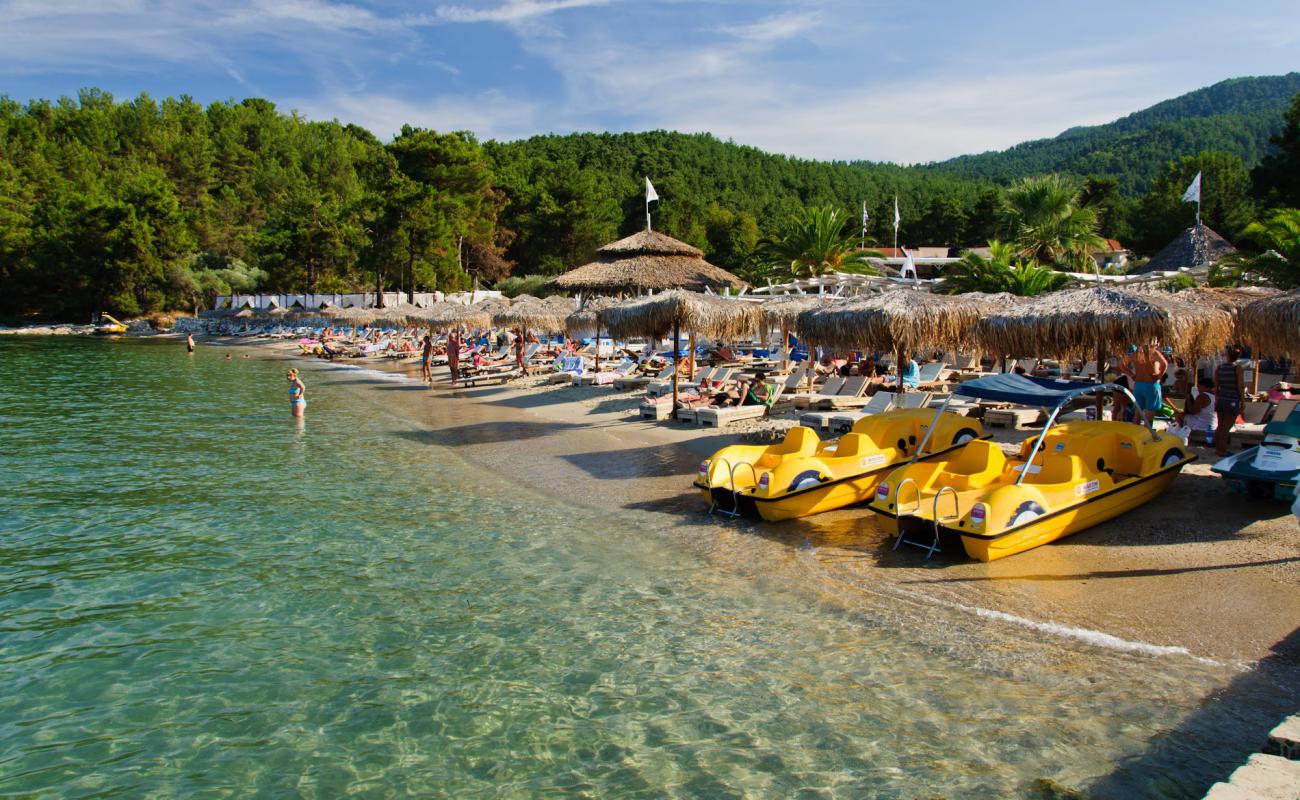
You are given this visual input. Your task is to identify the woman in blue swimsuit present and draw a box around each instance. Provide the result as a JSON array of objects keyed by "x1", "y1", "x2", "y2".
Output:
[{"x1": 287, "y1": 368, "x2": 307, "y2": 417}]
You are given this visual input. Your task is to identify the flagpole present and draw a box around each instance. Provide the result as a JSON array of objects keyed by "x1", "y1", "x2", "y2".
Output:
[{"x1": 646, "y1": 197, "x2": 651, "y2": 232}]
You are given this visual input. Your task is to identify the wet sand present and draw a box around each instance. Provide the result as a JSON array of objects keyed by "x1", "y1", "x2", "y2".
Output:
[{"x1": 269, "y1": 342, "x2": 1297, "y2": 666}]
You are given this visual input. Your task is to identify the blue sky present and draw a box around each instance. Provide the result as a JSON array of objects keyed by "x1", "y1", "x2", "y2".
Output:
[{"x1": 1, "y1": 0, "x2": 1297, "y2": 163}]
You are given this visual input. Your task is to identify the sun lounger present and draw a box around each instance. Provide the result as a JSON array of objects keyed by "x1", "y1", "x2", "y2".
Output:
[
  {"x1": 915, "y1": 362, "x2": 949, "y2": 388},
  {"x1": 581, "y1": 358, "x2": 637, "y2": 386},
  {"x1": 615, "y1": 364, "x2": 673, "y2": 391},
  {"x1": 459, "y1": 368, "x2": 521, "y2": 387},
  {"x1": 894, "y1": 391, "x2": 934, "y2": 410},
  {"x1": 696, "y1": 384, "x2": 786, "y2": 429},
  {"x1": 647, "y1": 366, "x2": 712, "y2": 398},
  {"x1": 792, "y1": 375, "x2": 845, "y2": 409},
  {"x1": 1272, "y1": 398, "x2": 1298, "y2": 423},
  {"x1": 1241, "y1": 401, "x2": 1272, "y2": 425},
  {"x1": 826, "y1": 391, "x2": 897, "y2": 435},
  {"x1": 809, "y1": 376, "x2": 870, "y2": 410}
]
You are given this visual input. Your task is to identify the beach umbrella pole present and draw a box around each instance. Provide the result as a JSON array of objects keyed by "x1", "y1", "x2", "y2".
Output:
[
  {"x1": 781, "y1": 323, "x2": 788, "y2": 372},
  {"x1": 595, "y1": 321, "x2": 601, "y2": 373},
  {"x1": 1096, "y1": 342, "x2": 1106, "y2": 419},
  {"x1": 689, "y1": 332, "x2": 696, "y2": 380},
  {"x1": 672, "y1": 321, "x2": 680, "y2": 409}
]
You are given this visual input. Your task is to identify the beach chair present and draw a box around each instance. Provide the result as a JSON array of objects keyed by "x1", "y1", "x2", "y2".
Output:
[
  {"x1": 826, "y1": 391, "x2": 897, "y2": 435},
  {"x1": 615, "y1": 364, "x2": 672, "y2": 391},
  {"x1": 582, "y1": 358, "x2": 637, "y2": 386},
  {"x1": 1241, "y1": 401, "x2": 1272, "y2": 425},
  {"x1": 793, "y1": 375, "x2": 845, "y2": 409},
  {"x1": 915, "y1": 362, "x2": 949, "y2": 388},
  {"x1": 1272, "y1": 398, "x2": 1298, "y2": 423},
  {"x1": 1016, "y1": 358, "x2": 1039, "y2": 374},
  {"x1": 894, "y1": 391, "x2": 934, "y2": 410},
  {"x1": 696, "y1": 383, "x2": 786, "y2": 429},
  {"x1": 811, "y1": 376, "x2": 871, "y2": 410},
  {"x1": 647, "y1": 367, "x2": 712, "y2": 398}
]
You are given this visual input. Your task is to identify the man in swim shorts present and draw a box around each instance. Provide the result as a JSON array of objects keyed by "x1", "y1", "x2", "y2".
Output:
[{"x1": 1119, "y1": 343, "x2": 1168, "y2": 429}]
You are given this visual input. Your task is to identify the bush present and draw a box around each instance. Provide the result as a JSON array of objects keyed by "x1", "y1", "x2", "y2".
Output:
[{"x1": 494, "y1": 274, "x2": 552, "y2": 298}]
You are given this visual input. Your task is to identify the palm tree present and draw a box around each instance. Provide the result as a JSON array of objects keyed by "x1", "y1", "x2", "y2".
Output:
[
  {"x1": 941, "y1": 240, "x2": 1067, "y2": 296},
  {"x1": 1007, "y1": 175, "x2": 1104, "y2": 270},
  {"x1": 1238, "y1": 208, "x2": 1300, "y2": 289},
  {"x1": 756, "y1": 206, "x2": 880, "y2": 279}
]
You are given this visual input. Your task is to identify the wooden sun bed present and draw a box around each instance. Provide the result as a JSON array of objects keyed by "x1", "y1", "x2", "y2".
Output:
[{"x1": 695, "y1": 384, "x2": 786, "y2": 429}]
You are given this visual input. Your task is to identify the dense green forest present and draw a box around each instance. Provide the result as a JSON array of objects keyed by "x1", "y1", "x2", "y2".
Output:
[
  {"x1": 1, "y1": 75, "x2": 1297, "y2": 320},
  {"x1": 931, "y1": 74, "x2": 1300, "y2": 193}
]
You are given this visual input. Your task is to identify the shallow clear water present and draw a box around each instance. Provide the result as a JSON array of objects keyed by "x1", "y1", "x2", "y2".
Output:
[{"x1": 0, "y1": 337, "x2": 1292, "y2": 798}]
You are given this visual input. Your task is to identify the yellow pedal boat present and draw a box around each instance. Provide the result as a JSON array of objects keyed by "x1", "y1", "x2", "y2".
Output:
[
  {"x1": 94, "y1": 313, "x2": 128, "y2": 335},
  {"x1": 695, "y1": 408, "x2": 985, "y2": 521},
  {"x1": 868, "y1": 375, "x2": 1195, "y2": 561}
]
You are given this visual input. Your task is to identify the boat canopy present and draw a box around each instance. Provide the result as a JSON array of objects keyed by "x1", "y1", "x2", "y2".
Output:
[{"x1": 952, "y1": 374, "x2": 1115, "y2": 407}]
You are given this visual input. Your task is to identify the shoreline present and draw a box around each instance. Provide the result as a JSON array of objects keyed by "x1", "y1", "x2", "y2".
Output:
[{"x1": 226, "y1": 337, "x2": 1300, "y2": 667}]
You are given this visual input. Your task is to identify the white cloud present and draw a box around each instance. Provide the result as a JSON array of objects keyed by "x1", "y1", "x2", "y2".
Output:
[
  {"x1": 289, "y1": 90, "x2": 547, "y2": 142},
  {"x1": 719, "y1": 10, "x2": 822, "y2": 44},
  {"x1": 434, "y1": 0, "x2": 611, "y2": 24}
]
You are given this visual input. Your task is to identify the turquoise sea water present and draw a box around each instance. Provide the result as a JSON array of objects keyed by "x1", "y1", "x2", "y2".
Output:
[{"x1": 0, "y1": 337, "x2": 1295, "y2": 798}]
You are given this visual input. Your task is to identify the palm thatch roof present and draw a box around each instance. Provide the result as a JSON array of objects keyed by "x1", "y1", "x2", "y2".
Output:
[
  {"x1": 546, "y1": 230, "x2": 747, "y2": 294},
  {"x1": 492, "y1": 296, "x2": 573, "y2": 334},
  {"x1": 758, "y1": 294, "x2": 839, "y2": 327},
  {"x1": 1131, "y1": 224, "x2": 1236, "y2": 274},
  {"x1": 795, "y1": 289, "x2": 990, "y2": 354},
  {"x1": 975, "y1": 286, "x2": 1233, "y2": 359},
  {"x1": 601, "y1": 290, "x2": 764, "y2": 341},
  {"x1": 421, "y1": 303, "x2": 491, "y2": 332},
  {"x1": 1237, "y1": 290, "x2": 1300, "y2": 358},
  {"x1": 565, "y1": 296, "x2": 617, "y2": 337}
]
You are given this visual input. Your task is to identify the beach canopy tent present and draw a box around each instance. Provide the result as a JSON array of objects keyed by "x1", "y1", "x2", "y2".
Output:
[
  {"x1": 1130, "y1": 224, "x2": 1237, "y2": 274},
  {"x1": 795, "y1": 289, "x2": 991, "y2": 389},
  {"x1": 1237, "y1": 289, "x2": 1300, "y2": 360},
  {"x1": 602, "y1": 290, "x2": 765, "y2": 405},
  {"x1": 546, "y1": 230, "x2": 747, "y2": 295}
]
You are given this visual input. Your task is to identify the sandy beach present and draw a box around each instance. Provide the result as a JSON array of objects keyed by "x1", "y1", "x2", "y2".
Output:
[{"x1": 242, "y1": 337, "x2": 1300, "y2": 668}]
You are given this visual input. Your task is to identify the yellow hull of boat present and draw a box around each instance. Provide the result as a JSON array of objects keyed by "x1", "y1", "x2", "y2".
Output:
[
  {"x1": 959, "y1": 467, "x2": 1184, "y2": 560},
  {"x1": 870, "y1": 420, "x2": 1194, "y2": 560},
  {"x1": 697, "y1": 409, "x2": 984, "y2": 522}
]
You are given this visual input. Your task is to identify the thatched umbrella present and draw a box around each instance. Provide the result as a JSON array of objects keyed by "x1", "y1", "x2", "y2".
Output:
[
  {"x1": 975, "y1": 286, "x2": 1234, "y2": 415},
  {"x1": 796, "y1": 289, "x2": 989, "y2": 390},
  {"x1": 602, "y1": 290, "x2": 764, "y2": 407},
  {"x1": 546, "y1": 230, "x2": 747, "y2": 295},
  {"x1": 1238, "y1": 290, "x2": 1300, "y2": 361},
  {"x1": 422, "y1": 302, "x2": 491, "y2": 333},
  {"x1": 759, "y1": 294, "x2": 838, "y2": 371},
  {"x1": 565, "y1": 297, "x2": 617, "y2": 371}
]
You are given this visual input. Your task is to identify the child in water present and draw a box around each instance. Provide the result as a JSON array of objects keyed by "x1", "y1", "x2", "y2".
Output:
[{"x1": 287, "y1": 368, "x2": 306, "y2": 417}]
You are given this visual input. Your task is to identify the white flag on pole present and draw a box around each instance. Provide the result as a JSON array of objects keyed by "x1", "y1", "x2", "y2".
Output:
[
  {"x1": 862, "y1": 201, "x2": 869, "y2": 233},
  {"x1": 893, "y1": 197, "x2": 901, "y2": 231},
  {"x1": 645, "y1": 177, "x2": 659, "y2": 203},
  {"x1": 1182, "y1": 172, "x2": 1201, "y2": 203}
]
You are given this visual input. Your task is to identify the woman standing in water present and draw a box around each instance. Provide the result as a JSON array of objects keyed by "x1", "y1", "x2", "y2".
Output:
[
  {"x1": 421, "y1": 334, "x2": 434, "y2": 382},
  {"x1": 287, "y1": 368, "x2": 307, "y2": 417},
  {"x1": 186, "y1": 333, "x2": 195, "y2": 353}
]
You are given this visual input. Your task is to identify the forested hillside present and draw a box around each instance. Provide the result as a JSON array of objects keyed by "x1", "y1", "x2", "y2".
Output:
[
  {"x1": 0, "y1": 76, "x2": 1296, "y2": 320},
  {"x1": 932, "y1": 74, "x2": 1300, "y2": 193}
]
